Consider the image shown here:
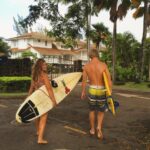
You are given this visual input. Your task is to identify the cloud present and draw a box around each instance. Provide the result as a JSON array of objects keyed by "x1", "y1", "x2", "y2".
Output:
[{"x1": 6, "y1": 0, "x2": 34, "y2": 6}]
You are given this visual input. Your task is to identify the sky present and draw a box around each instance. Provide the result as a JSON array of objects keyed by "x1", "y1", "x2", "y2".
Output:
[{"x1": 0, "y1": 0, "x2": 146, "y2": 42}]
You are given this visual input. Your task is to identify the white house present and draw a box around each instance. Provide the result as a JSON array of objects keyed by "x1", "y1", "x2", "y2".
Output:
[{"x1": 7, "y1": 32, "x2": 90, "y2": 65}]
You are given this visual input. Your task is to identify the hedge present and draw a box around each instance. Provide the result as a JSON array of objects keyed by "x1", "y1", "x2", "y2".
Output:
[{"x1": 0, "y1": 77, "x2": 31, "y2": 92}]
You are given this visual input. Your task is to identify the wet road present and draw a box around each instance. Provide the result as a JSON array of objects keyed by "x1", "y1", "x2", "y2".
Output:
[{"x1": 0, "y1": 85, "x2": 150, "y2": 150}]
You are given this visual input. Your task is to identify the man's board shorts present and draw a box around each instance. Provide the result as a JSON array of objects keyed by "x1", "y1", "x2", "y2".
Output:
[{"x1": 88, "y1": 85, "x2": 108, "y2": 112}]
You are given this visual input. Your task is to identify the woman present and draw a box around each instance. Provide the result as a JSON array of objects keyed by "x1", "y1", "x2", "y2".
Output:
[{"x1": 28, "y1": 58, "x2": 57, "y2": 144}]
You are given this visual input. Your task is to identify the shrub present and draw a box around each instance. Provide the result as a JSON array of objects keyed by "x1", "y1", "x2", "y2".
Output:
[{"x1": 0, "y1": 77, "x2": 31, "y2": 92}]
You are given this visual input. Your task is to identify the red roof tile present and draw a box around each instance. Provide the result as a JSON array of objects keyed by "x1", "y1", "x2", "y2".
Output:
[{"x1": 7, "y1": 32, "x2": 54, "y2": 42}]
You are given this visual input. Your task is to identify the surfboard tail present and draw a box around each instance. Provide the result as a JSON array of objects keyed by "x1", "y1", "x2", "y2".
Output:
[{"x1": 103, "y1": 72, "x2": 116, "y2": 115}]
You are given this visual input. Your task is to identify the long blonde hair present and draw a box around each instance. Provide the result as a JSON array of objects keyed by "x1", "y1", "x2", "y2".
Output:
[{"x1": 32, "y1": 59, "x2": 45, "y2": 82}]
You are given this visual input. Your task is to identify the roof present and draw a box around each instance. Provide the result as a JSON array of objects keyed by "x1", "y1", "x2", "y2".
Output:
[
  {"x1": 7, "y1": 32, "x2": 54, "y2": 42},
  {"x1": 31, "y1": 46, "x2": 76, "y2": 56},
  {"x1": 76, "y1": 40, "x2": 97, "y2": 50}
]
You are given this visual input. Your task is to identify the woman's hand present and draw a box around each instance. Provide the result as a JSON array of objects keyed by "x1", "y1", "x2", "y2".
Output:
[{"x1": 52, "y1": 100, "x2": 57, "y2": 107}]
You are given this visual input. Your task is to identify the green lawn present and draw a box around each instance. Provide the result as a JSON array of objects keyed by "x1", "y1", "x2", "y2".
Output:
[
  {"x1": 0, "y1": 92, "x2": 27, "y2": 98},
  {"x1": 0, "y1": 82, "x2": 149, "y2": 99},
  {"x1": 113, "y1": 82, "x2": 150, "y2": 92}
]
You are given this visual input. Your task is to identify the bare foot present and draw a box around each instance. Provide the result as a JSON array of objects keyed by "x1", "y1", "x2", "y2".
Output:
[
  {"x1": 38, "y1": 140, "x2": 48, "y2": 144},
  {"x1": 89, "y1": 129, "x2": 95, "y2": 136},
  {"x1": 97, "y1": 129, "x2": 103, "y2": 140}
]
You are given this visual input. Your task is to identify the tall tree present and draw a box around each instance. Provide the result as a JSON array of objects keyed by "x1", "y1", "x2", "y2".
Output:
[
  {"x1": 21, "y1": 1, "x2": 86, "y2": 45},
  {"x1": 144, "y1": 37, "x2": 150, "y2": 81},
  {"x1": 13, "y1": 14, "x2": 28, "y2": 35},
  {"x1": 93, "y1": 0, "x2": 131, "y2": 83},
  {"x1": 131, "y1": 0, "x2": 150, "y2": 81},
  {"x1": 21, "y1": 0, "x2": 111, "y2": 50}
]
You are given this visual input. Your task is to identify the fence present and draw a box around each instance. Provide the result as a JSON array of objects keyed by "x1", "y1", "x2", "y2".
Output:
[
  {"x1": 0, "y1": 57, "x2": 82, "y2": 78},
  {"x1": 0, "y1": 57, "x2": 32, "y2": 76},
  {"x1": 48, "y1": 60, "x2": 82, "y2": 79}
]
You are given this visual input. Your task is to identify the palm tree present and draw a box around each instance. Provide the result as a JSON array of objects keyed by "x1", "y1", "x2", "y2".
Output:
[
  {"x1": 13, "y1": 14, "x2": 28, "y2": 35},
  {"x1": 90, "y1": 22, "x2": 110, "y2": 49},
  {"x1": 93, "y1": 0, "x2": 131, "y2": 83},
  {"x1": 131, "y1": 0, "x2": 150, "y2": 81}
]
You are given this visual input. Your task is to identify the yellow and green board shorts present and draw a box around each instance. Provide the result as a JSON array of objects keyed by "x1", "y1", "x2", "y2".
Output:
[{"x1": 88, "y1": 85, "x2": 108, "y2": 112}]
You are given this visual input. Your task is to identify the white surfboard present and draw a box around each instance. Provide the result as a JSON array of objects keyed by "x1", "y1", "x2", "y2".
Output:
[{"x1": 16, "y1": 72, "x2": 82, "y2": 123}]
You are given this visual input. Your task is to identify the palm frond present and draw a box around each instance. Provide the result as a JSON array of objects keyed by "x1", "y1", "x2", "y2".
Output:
[
  {"x1": 109, "y1": 0, "x2": 118, "y2": 22},
  {"x1": 93, "y1": 0, "x2": 105, "y2": 12},
  {"x1": 117, "y1": 0, "x2": 131, "y2": 20},
  {"x1": 133, "y1": 6, "x2": 144, "y2": 19},
  {"x1": 131, "y1": 0, "x2": 141, "y2": 8}
]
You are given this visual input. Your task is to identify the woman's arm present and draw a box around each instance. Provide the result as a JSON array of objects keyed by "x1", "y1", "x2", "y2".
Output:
[
  {"x1": 28, "y1": 80, "x2": 35, "y2": 96},
  {"x1": 42, "y1": 73, "x2": 57, "y2": 106}
]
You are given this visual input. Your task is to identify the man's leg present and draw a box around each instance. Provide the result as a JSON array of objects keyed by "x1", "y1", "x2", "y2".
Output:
[
  {"x1": 97, "y1": 112, "x2": 104, "y2": 139},
  {"x1": 89, "y1": 111, "x2": 95, "y2": 134}
]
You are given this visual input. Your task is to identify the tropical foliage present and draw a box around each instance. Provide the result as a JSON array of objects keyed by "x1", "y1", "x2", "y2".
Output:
[
  {"x1": 90, "y1": 23, "x2": 110, "y2": 49},
  {"x1": 13, "y1": 14, "x2": 28, "y2": 35},
  {"x1": 19, "y1": 0, "x2": 150, "y2": 82},
  {"x1": 21, "y1": 51, "x2": 37, "y2": 59},
  {"x1": 0, "y1": 38, "x2": 10, "y2": 56},
  {"x1": 131, "y1": 0, "x2": 150, "y2": 80}
]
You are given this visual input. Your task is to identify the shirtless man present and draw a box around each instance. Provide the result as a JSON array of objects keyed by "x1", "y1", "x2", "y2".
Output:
[{"x1": 81, "y1": 49, "x2": 112, "y2": 140}]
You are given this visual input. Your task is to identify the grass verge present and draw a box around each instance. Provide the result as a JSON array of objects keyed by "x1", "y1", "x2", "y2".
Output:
[
  {"x1": 113, "y1": 82, "x2": 150, "y2": 92},
  {"x1": 0, "y1": 93, "x2": 27, "y2": 99}
]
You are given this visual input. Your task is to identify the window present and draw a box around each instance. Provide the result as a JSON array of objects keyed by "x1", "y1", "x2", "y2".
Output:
[{"x1": 45, "y1": 41, "x2": 47, "y2": 46}]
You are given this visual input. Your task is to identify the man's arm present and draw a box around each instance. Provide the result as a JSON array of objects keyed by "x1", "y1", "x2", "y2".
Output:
[
  {"x1": 81, "y1": 66, "x2": 87, "y2": 99},
  {"x1": 105, "y1": 65, "x2": 112, "y2": 92}
]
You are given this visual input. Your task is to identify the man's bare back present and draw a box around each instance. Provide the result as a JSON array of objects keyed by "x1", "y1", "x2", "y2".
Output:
[
  {"x1": 83, "y1": 57, "x2": 111, "y2": 87},
  {"x1": 84, "y1": 58, "x2": 107, "y2": 86}
]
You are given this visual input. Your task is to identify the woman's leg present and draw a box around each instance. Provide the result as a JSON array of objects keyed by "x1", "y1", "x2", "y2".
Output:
[
  {"x1": 35, "y1": 118, "x2": 40, "y2": 135},
  {"x1": 38, "y1": 113, "x2": 48, "y2": 144}
]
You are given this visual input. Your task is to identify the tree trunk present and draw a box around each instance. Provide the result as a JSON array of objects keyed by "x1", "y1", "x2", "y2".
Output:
[
  {"x1": 140, "y1": 1, "x2": 148, "y2": 81},
  {"x1": 87, "y1": 0, "x2": 92, "y2": 61},
  {"x1": 149, "y1": 58, "x2": 150, "y2": 81},
  {"x1": 112, "y1": 20, "x2": 117, "y2": 84},
  {"x1": 87, "y1": 13, "x2": 91, "y2": 61}
]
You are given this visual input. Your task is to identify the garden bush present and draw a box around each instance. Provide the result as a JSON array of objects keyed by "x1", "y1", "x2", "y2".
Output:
[{"x1": 0, "y1": 77, "x2": 31, "y2": 92}]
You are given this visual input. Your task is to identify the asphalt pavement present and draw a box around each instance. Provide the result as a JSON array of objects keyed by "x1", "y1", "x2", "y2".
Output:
[{"x1": 0, "y1": 85, "x2": 150, "y2": 150}]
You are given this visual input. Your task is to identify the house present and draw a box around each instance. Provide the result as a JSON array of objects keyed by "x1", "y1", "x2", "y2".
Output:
[{"x1": 7, "y1": 32, "x2": 90, "y2": 65}]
